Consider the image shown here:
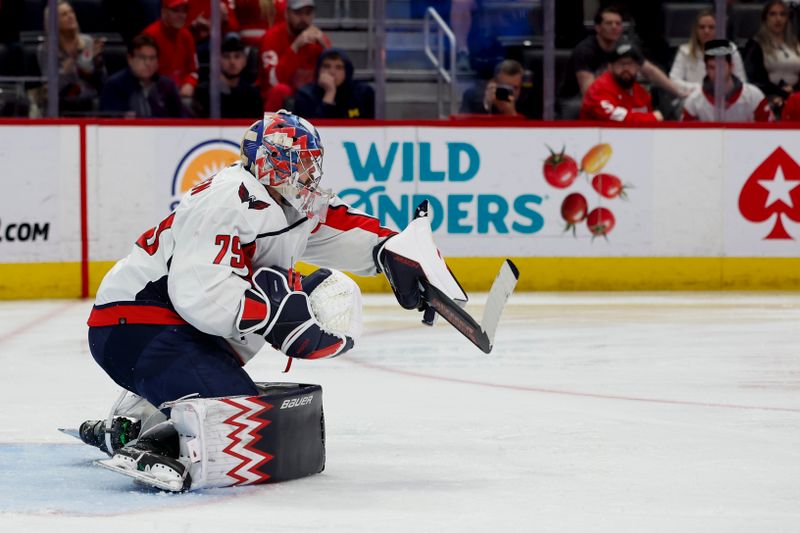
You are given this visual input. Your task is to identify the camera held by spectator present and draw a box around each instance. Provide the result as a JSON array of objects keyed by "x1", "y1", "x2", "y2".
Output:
[{"x1": 460, "y1": 59, "x2": 524, "y2": 117}]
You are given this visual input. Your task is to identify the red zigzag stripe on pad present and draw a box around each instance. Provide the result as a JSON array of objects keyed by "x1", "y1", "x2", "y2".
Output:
[{"x1": 221, "y1": 397, "x2": 274, "y2": 485}]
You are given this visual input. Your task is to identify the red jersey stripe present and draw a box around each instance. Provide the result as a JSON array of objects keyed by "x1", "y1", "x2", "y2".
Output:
[
  {"x1": 322, "y1": 205, "x2": 396, "y2": 238},
  {"x1": 88, "y1": 305, "x2": 188, "y2": 327}
]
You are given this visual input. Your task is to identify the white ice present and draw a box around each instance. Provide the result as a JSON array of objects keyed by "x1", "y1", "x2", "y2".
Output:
[{"x1": 1, "y1": 292, "x2": 799, "y2": 532}]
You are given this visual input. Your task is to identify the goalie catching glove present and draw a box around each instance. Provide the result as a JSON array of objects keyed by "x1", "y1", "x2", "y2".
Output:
[{"x1": 236, "y1": 267, "x2": 361, "y2": 359}]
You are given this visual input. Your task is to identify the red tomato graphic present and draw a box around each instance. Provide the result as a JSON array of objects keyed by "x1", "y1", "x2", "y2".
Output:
[
  {"x1": 543, "y1": 146, "x2": 579, "y2": 189},
  {"x1": 591, "y1": 173, "x2": 627, "y2": 199},
  {"x1": 561, "y1": 193, "x2": 588, "y2": 236},
  {"x1": 586, "y1": 207, "x2": 616, "y2": 237}
]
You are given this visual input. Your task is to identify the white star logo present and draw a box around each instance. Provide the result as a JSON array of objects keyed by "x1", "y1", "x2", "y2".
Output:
[{"x1": 758, "y1": 166, "x2": 799, "y2": 209}]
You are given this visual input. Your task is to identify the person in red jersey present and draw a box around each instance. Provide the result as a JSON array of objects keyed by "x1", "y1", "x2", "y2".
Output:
[
  {"x1": 580, "y1": 38, "x2": 664, "y2": 123},
  {"x1": 143, "y1": 0, "x2": 199, "y2": 99},
  {"x1": 682, "y1": 39, "x2": 773, "y2": 123},
  {"x1": 781, "y1": 91, "x2": 800, "y2": 120},
  {"x1": 258, "y1": 0, "x2": 330, "y2": 111}
]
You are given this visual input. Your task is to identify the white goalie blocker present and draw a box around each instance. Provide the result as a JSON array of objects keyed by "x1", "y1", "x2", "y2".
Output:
[
  {"x1": 379, "y1": 201, "x2": 519, "y2": 354},
  {"x1": 379, "y1": 202, "x2": 468, "y2": 311}
]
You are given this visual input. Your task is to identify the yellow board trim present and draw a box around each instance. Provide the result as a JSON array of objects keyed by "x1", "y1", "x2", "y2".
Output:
[
  {"x1": 0, "y1": 262, "x2": 83, "y2": 299},
  {"x1": 2, "y1": 257, "x2": 799, "y2": 299}
]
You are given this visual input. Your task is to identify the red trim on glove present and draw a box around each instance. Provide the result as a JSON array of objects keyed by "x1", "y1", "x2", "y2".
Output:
[
  {"x1": 241, "y1": 294, "x2": 268, "y2": 322},
  {"x1": 304, "y1": 339, "x2": 344, "y2": 360}
]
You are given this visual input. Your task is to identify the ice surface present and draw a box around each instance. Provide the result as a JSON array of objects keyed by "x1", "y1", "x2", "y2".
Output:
[{"x1": 1, "y1": 293, "x2": 799, "y2": 532}]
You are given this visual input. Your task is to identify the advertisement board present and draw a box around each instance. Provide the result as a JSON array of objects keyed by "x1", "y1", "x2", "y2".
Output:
[
  {"x1": 723, "y1": 130, "x2": 800, "y2": 257},
  {"x1": 90, "y1": 124, "x2": 657, "y2": 260},
  {"x1": 1, "y1": 120, "x2": 798, "y2": 298},
  {"x1": 0, "y1": 125, "x2": 81, "y2": 263}
]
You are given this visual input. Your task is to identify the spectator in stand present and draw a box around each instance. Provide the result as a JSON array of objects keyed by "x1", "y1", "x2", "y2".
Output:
[
  {"x1": 187, "y1": 1, "x2": 240, "y2": 43},
  {"x1": 451, "y1": 0, "x2": 475, "y2": 71},
  {"x1": 292, "y1": 49, "x2": 374, "y2": 119},
  {"x1": 237, "y1": 0, "x2": 287, "y2": 47},
  {"x1": 670, "y1": 9, "x2": 747, "y2": 92},
  {"x1": 781, "y1": 91, "x2": 800, "y2": 120},
  {"x1": 557, "y1": 6, "x2": 687, "y2": 118},
  {"x1": 580, "y1": 38, "x2": 663, "y2": 123},
  {"x1": 743, "y1": 0, "x2": 800, "y2": 115},
  {"x1": 781, "y1": 86, "x2": 800, "y2": 119},
  {"x1": 459, "y1": 59, "x2": 524, "y2": 116},
  {"x1": 143, "y1": 0, "x2": 199, "y2": 99},
  {"x1": 100, "y1": 34, "x2": 185, "y2": 118},
  {"x1": 193, "y1": 33, "x2": 262, "y2": 117},
  {"x1": 258, "y1": 0, "x2": 330, "y2": 111},
  {"x1": 682, "y1": 39, "x2": 773, "y2": 122},
  {"x1": 37, "y1": 0, "x2": 106, "y2": 115}
]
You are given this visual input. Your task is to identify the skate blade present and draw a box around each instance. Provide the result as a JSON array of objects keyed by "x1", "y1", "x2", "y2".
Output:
[
  {"x1": 58, "y1": 428, "x2": 81, "y2": 440},
  {"x1": 95, "y1": 458, "x2": 186, "y2": 492}
]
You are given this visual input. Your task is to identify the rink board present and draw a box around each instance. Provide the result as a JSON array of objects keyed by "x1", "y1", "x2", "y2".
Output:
[{"x1": 0, "y1": 120, "x2": 798, "y2": 298}]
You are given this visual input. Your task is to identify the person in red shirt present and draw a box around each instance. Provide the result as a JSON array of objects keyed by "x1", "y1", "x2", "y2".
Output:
[
  {"x1": 781, "y1": 92, "x2": 800, "y2": 121},
  {"x1": 237, "y1": 0, "x2": 286, "y2": 47},
  {"x1": 258, "y1": 0, "x2": 330, "y2": 111},
  {"x1": 580, "y1": 39, "x2": 664, "y2": 123},
  {"x1": 143, "y1": 0, "x2": 199, "y2": 99}
]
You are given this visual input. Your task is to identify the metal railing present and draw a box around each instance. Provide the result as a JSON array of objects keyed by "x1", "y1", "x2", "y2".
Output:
[{"x1": 423, "y1": 7, "x2": 457, "y2": 118}]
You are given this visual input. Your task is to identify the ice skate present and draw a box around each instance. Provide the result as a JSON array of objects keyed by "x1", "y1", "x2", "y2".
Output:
[
  {"x1": 96, "y1": 421, "x2": 191, "y2": 492},
  {"x1": 78, "y1": 417, "x2": 142, "y2": 455}
]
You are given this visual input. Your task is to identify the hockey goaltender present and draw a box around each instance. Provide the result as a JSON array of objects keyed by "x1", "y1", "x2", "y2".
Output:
[{"x1": 73, "y1": 110, "x2": 517, "y2": 491}]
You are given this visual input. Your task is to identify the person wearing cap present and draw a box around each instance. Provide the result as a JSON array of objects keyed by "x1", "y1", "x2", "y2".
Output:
[
  {"x1": 579, "y1": 39, "x2": 663, "y2": 123},
  {"x1": 192, "y1": 33, "x2": 263, "y2": 118},
  {"x1": 682, "y1": 39, "x2": 773, "y2": 123},
  {"x1": 292, "y1": 48, "x2": 375, "y2": 119},
  {"x1": 142, "y1": 0, "x2": 200, "y2": 99},
  {"x1": 557, "y1": 5, "x2": 687, "y2": 119},
  {"x1": 258, "y1": 0, "x2": 330, "y2": 111}
]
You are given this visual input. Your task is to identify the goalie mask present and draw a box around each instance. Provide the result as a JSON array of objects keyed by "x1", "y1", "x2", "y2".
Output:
[{"x1": 241, "y1": 111, "x2": 332, "y2": 221}]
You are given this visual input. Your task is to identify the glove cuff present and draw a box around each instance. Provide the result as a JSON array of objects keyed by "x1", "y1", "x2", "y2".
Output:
[{"x1": 236, "y1": 288, "x2": 270, "y2": 334}]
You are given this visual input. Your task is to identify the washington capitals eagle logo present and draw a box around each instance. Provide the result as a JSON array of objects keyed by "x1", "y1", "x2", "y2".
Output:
[{"x1": 238, "y1": 183, "x2": 270, "y2": 210}]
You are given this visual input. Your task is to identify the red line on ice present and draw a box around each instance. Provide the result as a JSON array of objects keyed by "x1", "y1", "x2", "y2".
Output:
[
  {"x1": 354, "y1": 327, "x2": 800, "y2": 414},
  {"x1": 0, "y1": 301, "x2": 84, "y2": 345}
]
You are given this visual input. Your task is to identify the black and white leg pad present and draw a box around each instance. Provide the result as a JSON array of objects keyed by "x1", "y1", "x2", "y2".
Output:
[{"x1": 165, "y1": 383, "x2": 325, "y2": 491}]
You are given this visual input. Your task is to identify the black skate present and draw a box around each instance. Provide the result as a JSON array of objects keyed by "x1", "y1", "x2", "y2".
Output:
[
  {"x1": 79, "y1": 417, "x2": 142, "y2": 455},
  {"x1": 96, "y1": 422, "x2": 191, "y2": 492}
]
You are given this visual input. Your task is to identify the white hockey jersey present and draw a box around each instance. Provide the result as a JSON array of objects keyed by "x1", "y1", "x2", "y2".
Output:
[
  {"x1": 682, "y1": 79, "x2": 773, "y2": 122},
  {"x1": 89, "y1": 163, "x2": 394, "y2": 363}
]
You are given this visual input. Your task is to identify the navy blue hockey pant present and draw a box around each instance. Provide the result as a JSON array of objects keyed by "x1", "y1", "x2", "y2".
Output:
[{"x1": 88, "y1": 324, "x2": 260, "y2": 407}]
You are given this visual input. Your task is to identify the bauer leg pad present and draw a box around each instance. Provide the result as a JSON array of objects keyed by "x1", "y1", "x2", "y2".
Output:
[{"x1": 167, "y1": 382, "x2": 325, "y2": 490}]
